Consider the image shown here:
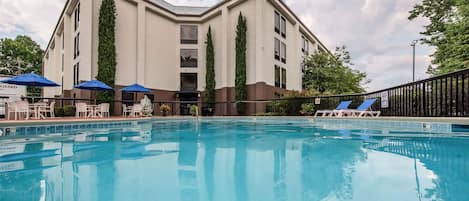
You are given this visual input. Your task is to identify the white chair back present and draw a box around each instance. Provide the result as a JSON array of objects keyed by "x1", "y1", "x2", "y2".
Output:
[
  {"x1": 100, "y1": 103, "x2": 110, "y2": 113},
  {"x1": 16, "y1": 101, "x2": 29, "y2": 112},
  {"x1": 50, "y1": 102, "x2": 56, "y2": 111},
  {"x1": 76, "y1": 103, "x2": 87, "y2": 112}
]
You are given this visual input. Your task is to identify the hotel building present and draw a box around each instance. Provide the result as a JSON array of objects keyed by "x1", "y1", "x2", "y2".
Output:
[{"x1": 42, "y1": 0, "x2": 329, "y2": 115}]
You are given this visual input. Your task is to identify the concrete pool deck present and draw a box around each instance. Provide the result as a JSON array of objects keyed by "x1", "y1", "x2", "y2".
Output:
[{"x1": 1, "y1": 116, "x2": 469, "y2": 127}]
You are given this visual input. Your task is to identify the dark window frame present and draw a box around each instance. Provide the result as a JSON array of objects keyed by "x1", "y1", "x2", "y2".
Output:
[
  {"x1": 281, "y1": 68, "x2": 286, "y2": 89},
  {"x1": 180, "y1": 25, "x2": 198, "y2": 44},
  {"x1": 274, "y1": 38, "x2": 280, "y2": 60},
  {"x1": 280, "y1": 16, "x2": 286, "y2": 38},
  {"x1": 274, "y1": 65, "x2": 281, "y2": 88},
  {"x1": 274, "y1": 11, "x2": 280, "y2": 34},
  {"x1": 76, "y1": 33, "x2": 80, "y2": 57},
  {"x1": 73, "y1": 36, "x2": 77, "y2": 59},
  {"x1": 180, "y1": 73, "x2": 198, "y2": 92},
  {"x1": 73, "y1": 63, "x2": 80, "y2": 85},
  {"x1": 74, "y1": 3, "x2": 80, "y2": 31},
  {"x1": 180, "y1": 49, "x2": 198, "y2": 68},
  {"x1": 281, "y1": 42, "x2": 286, "y2": 63}
]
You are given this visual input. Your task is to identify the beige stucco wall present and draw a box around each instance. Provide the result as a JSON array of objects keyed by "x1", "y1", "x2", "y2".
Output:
[
  {"x1": 144, "y1": 7, "x2": 179, "y2": 91},
  {"x1": 115, "y1": 0, "x2": 138, "y2": 86},
  {"x1": 43, "y1": 0, "x2": 330, "y2": 98}
]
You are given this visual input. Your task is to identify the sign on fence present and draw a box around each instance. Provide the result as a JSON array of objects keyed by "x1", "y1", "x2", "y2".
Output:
[
  {"x1": 315, "y1": 98, "x2": 321, "y2": 105},
  {"x1": 381, "y1": 92, "x2": 389, "y2": 108}
]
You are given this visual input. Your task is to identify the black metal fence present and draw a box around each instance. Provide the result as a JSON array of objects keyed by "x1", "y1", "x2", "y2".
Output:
[
  {"x1": 263, "y1": 68, "x2": 469, "y2": 117},
  {"x1": 3, "y1": 68, "x2": 469, "y2": 117}
]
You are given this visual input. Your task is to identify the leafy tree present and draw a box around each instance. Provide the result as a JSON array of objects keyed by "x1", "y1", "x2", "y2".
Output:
[
  {"x1": 235, "y1": 13, "x2": 247, "y2": 114},
  {"x1": 96, "y1": 0, "x2": 117, "y2": 109},
  {"x1": 409, "y1": 0, "x2": 469, "y2": 75},
  {"x1": 205, "y1": 26, "x2": 216, "y2": 106},
  {"x1": 0, "y1": 35, "x2": 44, "y2": 95},
  {"x1": 302, "y1": 46, "x2": 368, "y2": 94}
]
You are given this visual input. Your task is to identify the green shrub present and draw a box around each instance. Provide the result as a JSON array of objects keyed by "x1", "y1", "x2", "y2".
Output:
[
  {"x1": 300, "y1": 103, "x2": 315, "y2": 115},
  {"x1": 55, "y1": 107, "x2": 65, "y2": 117},
  {"x1": 63, "y1": 106, "x2": 76, "y2": 117},
  {"x1": 190, "y1": 105, "x2": 199, "y2": 116}
]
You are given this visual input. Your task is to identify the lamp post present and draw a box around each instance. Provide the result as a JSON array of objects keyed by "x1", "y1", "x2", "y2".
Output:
[{"x1": 411, "y1": 40, "x2": 418, "y2": 82}]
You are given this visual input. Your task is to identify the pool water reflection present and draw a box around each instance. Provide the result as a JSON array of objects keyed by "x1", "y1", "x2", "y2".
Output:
[{"x1": 0, "y1": 119, "x2": 469, "y2": 201}]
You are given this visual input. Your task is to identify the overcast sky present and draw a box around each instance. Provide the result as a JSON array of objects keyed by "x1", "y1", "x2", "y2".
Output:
[{"x1": 0, "y1": 0, "x2": 433, "y2": 91}]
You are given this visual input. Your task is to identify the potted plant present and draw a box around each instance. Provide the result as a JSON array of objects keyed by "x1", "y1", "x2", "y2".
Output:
[
  {"x1": 190, "y1": 105, "x2": 199, "y2": 116},
  {"x1": 160, "y1": 104, "x2": 171, "y2": 116},
  {"x1": 300, "y1": 103, "x2": 315, "y2": 116}
]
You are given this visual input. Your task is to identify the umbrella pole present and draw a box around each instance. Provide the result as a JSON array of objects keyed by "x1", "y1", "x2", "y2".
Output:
[{"x1": 94, "y1": 91, "x2": 97, "y2": 105}]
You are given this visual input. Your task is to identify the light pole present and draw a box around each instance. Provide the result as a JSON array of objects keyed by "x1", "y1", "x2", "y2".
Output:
[{"x1": 411, "y1": 40, "x2": 418, "y2": 82}]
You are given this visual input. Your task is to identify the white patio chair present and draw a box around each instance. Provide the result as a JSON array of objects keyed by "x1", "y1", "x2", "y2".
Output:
[
  {"x1": 122, "y1": 104, "x2": 131, "y2": 117},
  {"x1": 15, "y1": 101, "x2": 30, "y2": 120},
  {"x1": 7, "y1": 102, "x2": 17, "y2": 120},
  {"x1": 97, "y1": 103, "x2": 110, "y2": 118},
  {"x1": 131, "y1": 104, "x2": 143, "y2": 117},
  {"x1": 39, "y1": 101, "x2": 55, "y2": 118},
  {"x1": 75, "y1": 103, "x2": 90, "y2": 118}
]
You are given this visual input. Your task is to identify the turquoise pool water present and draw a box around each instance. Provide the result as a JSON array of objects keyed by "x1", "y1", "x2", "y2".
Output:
[{"x1": 0, "y1": 118, "x2": 468, "y2": 201}]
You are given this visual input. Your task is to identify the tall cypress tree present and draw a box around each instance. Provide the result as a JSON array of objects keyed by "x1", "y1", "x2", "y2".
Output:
[
  {"x1": 235, "y1": 13, "x2": 247, "y2": 114},
  {"x1": 97, "y1": 0, "x2": 117, "y2": 109},
  {"x1": 205, "y1": 26, "x2": 216, "y2": 107}
]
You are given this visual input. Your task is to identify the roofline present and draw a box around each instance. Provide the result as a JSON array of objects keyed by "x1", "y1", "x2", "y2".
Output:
[
  {"x1": 44, "y1": 0, "x2": 70, "y2": 57},
  {"x1": 44, "y1": 0, "x2": 331, "y2": 58},
  {"x1": 276, "y1": 0, "x2": 331, "y2": 54}
]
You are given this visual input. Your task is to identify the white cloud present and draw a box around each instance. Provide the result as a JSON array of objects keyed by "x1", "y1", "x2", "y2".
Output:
[
  {"x1": 0, "y1": 0, "x2": 65, "y2": 46},
  {"x1": 0, "y1": 0, "x2": 433, "y2": 92}
]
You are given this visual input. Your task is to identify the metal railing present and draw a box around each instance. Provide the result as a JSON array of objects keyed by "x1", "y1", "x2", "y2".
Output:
[
  {"x1": 2, "y1": 68, "x2": 468, "y2": 117},
  {"x1": 261, "y1": 68, "x2": 469, "y2": 117}
]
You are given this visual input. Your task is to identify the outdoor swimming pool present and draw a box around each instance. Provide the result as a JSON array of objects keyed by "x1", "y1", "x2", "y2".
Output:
[{"x1": 0, "y1": 118, "x2": 468, "y2": 201}]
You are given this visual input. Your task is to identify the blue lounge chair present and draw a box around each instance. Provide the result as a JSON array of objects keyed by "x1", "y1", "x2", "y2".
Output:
[
  {"x1": 314, "y1": 100, "x2": 352, "y2": 117},
  {"x1": 339, "y1": 98, "x2": 380, "y2": 117}
]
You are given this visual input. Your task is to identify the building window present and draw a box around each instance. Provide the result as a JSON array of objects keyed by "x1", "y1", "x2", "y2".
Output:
[
  {"x1": 274, "y1": 38, "x2": 280, "y2": 60},
  {"x1": 180, "y1": 73, "x2": 198, "y2": 91},
  {"x1": 275, "y1": 65, "x2": 280, "y2": 88},
  {"x1": 74, "y1": 3, "x2": 80, "y2": 31},
  {"x1": 281, "y1": 42, "x2": 286, "y2": 63},
  {"x1": 180, "y1": 49, "x2": 198, "y2": 68},
  {"x1": 180, "y1": 25, "x2": 198, "y2": 44},
  {"x1": 76, "y1": 33, "x2": 80, "y2": 57},
  {"x1": 73, "y1": 36, "x2": 77, "y2": 59},
  {"x1": 280, "y1": 16, "x2": 286, "y2": 38},
  {"x1": 274, "y1": 65, "x2": 286, "y2": 89},
  {"x1": 74, "y1": 33, "x2": 80, "y2": 59},
  {"x1": 73, "y1": 63, "x2": 80, "y2": 85},
  {"x1": 274, "y1": 12, "x2": 280, "y2": 34},
  {"x1": 302, "y1": 36, "x2": 309, "y2": 55},
  {"x1": 281, "y1": 68, "x2": 286, "y2": 89}
]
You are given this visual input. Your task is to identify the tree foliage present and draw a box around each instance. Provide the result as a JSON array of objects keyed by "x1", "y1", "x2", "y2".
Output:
[
  {"x1": 302, "y1": 46, "x2": 368, "y2": 94},
  {"x1": 0, "y1": 35, "x2": 44, "y2": 95},
  {"x1": 235, "y1": 13, "x2": 247, "y2": 114},
  {"x1": 409, "y1": 0, "x2": 469, "y2": 75},
  {"x1": 96, "y1": 0, "x2": 117, "y2": 107},
  {"x1": 205, "y1": 26, "x2": 216, "y2": 105}
]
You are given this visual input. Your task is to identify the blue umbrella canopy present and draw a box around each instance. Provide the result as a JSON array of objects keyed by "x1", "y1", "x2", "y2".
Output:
[
  {"x1": 120, "y1": 84, "x2": 151, "y2": 93},
  {"x1": 0, "y1": 72, "x2": 60, "y2": 87},
  {"x1": 74, "y1": 80, "x2": 113, "y2": 91}
]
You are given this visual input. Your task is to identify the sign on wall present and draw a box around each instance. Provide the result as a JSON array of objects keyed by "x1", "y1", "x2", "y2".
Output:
[{"x1": 381, "y1": 92, "x2": 389, "y2": 108}]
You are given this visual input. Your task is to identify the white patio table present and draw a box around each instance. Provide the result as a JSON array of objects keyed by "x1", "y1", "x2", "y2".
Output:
[
  {"x1": 87, "y1": 105, "x2": 101, "y2": 118},
  {"x1": 29, "y1": 103, "x2": 47, "y2": 120}
]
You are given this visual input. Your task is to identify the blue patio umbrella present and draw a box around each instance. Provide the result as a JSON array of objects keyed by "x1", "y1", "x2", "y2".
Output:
[
  {"x1": 120, "y1": 84, "x2": 150, "y2": 93},
  {"x1": 74, "y1": 80, "x2": 113, "y2": 91},
  {"x1": 74, "y1": 80, "x2": 113, "y2": 104},
  {"x1": 1, "y1": 72, "x2": 60, "y2": 87}
]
